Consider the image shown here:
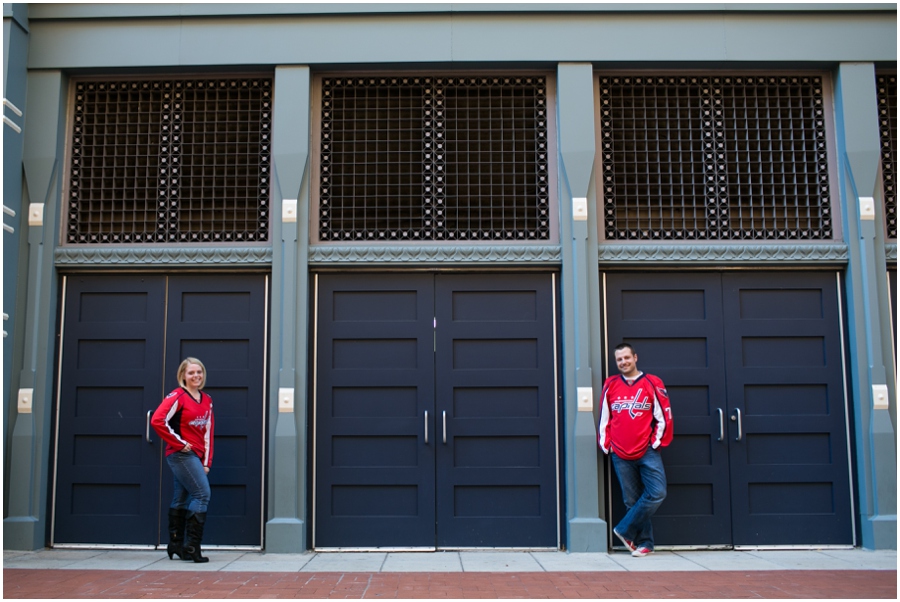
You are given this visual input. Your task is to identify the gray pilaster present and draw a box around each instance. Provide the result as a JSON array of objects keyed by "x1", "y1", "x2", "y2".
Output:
[
  {"x1": 265, "y1": 66, "x2": 310, "y2": 553},
  {"x1": 3, "y1": 70, "x2": 65, "y2": 550},
  {"x1": 3, "y1": 3, "x2": 29, "y2": 500},
  {"x1": 834, "y1": 63, "x2": 897, "y2": 550},
  {"x1": 557, "y1": 63, "x2": 605, "y2": 552}
]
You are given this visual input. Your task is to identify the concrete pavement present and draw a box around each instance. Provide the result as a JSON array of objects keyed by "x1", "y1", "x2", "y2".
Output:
[
  {"x1": 4, "y1": 547, "x2": 897, "y2": 599},
  {"x1": 3, "y1": 546, "x2": 897, "y2": 573}
]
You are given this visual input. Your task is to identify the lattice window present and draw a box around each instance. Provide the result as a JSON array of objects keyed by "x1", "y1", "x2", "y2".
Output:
[
  {"x1": 319, "y1": 75, "x2": 549, "y2": 241},
  {"x1": 67, "y1": 77, "x2": 272, "y2": 244},
  {"x1": 599, "y1": 75, "x2": 832, "y2": 240},
  {"x1": 877, "y1": 72, "x2": 897, "y2": 239}
]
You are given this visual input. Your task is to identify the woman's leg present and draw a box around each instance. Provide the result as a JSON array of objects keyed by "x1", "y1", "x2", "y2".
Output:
[
  {"x1": 166, "y1": 451, "x2": 210, "y2": 516},
  {"x1": 166, "y1": 451, "x2": 211, "y2": 563}
]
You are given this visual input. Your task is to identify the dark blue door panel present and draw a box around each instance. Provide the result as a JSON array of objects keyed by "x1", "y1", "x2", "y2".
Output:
[
  {"x1": 605, "y1": 271, "x2": 852, "y2": 548},
  {"x1": 314, "y1": 274, "x2": 437, "y2": 548},
  {"x1": 435, "y1": 274, "x2": 558, "y2": 548},
  {"x1": 55, "y1": 274, "x2": 267, "y2": 547},
  {"x1": 161, "y1": 274, "x2": 267, "y2": 546},
  {"x1": 890, "y1": 269, "x2": 897, "y2": 363},
  {"x1": 722, "y1": 272, "x2": 852, "y2": 546},
  {"x1": 314, "y1": 273, "x2": 560, "y2": 549},
  {"x1": 55, "y1": 275, "x2": 167, "y2": 544},
  {"x1": 605, "y1": 273, "x2": 732, "y2": 546}
]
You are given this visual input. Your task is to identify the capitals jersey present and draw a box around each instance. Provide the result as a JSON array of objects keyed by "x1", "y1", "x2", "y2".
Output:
[
  {"x1": 151, "y1": 388, "x2": 215, "y2": 468},
  {"x1": 597, "y1": 372, "x2": 673, "y2": 460}
]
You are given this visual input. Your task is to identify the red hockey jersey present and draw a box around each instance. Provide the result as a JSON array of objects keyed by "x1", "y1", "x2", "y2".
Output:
[
  {"x1": 151, "y1": 388, "x2": 215, "y2": 468},
  {"x1": 597, "y1": 372, "x2": 673, "y2": 460}
]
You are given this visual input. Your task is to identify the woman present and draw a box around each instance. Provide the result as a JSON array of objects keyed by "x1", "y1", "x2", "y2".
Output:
[{"x1": 151, "y1": 357, "x2": 215, "y2": 563}]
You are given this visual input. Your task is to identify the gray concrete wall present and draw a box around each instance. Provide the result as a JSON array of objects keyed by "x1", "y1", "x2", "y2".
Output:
[{"x1": 23, "y1": 9, "x2": 897, "y2": 69}]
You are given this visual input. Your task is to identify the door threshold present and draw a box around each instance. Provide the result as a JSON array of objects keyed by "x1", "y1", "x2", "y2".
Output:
[
  {"x1": 52, "y1": 543, "x2": 262, "y2": 552},
  {"x1": 52, "y1": 543, "x2": 156, "y2": 550},
  {"x1": 314, "y1": 547, "x2": 560, "y2": 553},
  {"x1": 733, "y1": 545, "x2": 855, "y2": 551},
  {"x1": 649, "y1": 545, "x2": 856, "y2": 552},
  {"x1": 652, "y1": 545, "x2": 734, "y2": 551},
  {"x1": 442, "y1": 547, "x2": 560, "y2": 552},
  {"x1": 315, "y1": 547, "x2": 437, "y2": 553}
]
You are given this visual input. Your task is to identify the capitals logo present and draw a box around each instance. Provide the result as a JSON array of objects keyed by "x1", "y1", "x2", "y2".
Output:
[
  {"x1": 189, "y1": 411, "x2": 211, "y2": 429},
  {"x1": 610, "y1": 388, "x2": 653, "y2": 419}
]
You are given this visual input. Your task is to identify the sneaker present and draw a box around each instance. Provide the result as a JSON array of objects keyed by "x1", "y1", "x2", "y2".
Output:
[
  {"x1": 613, "y1": 529, "x2": 637, "y2": 552},
  {"x1": 632, "y1": 546, "x2": 653, "y2": 557}
]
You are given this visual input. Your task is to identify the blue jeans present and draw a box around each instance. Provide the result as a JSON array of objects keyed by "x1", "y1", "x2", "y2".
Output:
[
  {"x1": 166, "y1": 451, "x2": 210, "y2": 516},
  {"x1": 611, "y1": 446, "x2": 667, "y2": 550}
]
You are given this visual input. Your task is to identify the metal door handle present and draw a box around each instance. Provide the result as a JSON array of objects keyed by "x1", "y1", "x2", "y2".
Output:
[
  {"x1": 146, "y1": 410, "x2": 153, "y2": 443},
  {"x1": 442, "y1": 411, "x2": 447, "y2": 444},
  {"x1": 717, "y1": 408, "x2": 724, "y2": 442},
  {"x1": 731, "y1": 408, "x2": 742, "y2": 441},
  {"x1": 424, "y1": 410, "x2": 429, "y2": 444}
]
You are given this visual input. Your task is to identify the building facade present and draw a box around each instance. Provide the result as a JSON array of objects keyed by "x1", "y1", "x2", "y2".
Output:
[{"x1": 3, "y1": 3, "x2": 896, "y2": 553}]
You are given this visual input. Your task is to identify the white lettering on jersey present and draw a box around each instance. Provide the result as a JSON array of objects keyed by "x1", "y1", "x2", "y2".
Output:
[
  {"x1": 189, "y1": 411, "x2": 211, "y2": 429},
  {"x1": 610, "y1": 388, "x2": 652, "y2": 419}
]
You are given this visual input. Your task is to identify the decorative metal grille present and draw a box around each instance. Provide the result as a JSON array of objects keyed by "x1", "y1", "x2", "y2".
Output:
[
  {"x1": 599, "y1": 75, "x2": 832, "y2": 240},
  {"x1": 877, "y1": 72, "x2": 897, "y2": 239},
  {"x1": 319, "y1": 75, "x2": 549, "y2": 241},
  {"x1": 68, "y1": 77, "x2": 272, "y2": 244}
]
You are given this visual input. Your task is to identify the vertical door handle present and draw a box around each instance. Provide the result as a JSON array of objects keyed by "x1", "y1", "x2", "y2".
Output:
[
  {"x1": 717, "y1": 408, "x2": 724, "y2": 442},
  {"x1": 442, "y1": 411, "x2": 447, "y2": 444},
  {"x1": 731, "y1": 408, "x2": 743, "y2": 441},
  {"x1": 424, "y1": 410, "x2": 429, "y2": 444},
  {"x1": 146, "y1": 410, "x2": 153, "y2": 444}
]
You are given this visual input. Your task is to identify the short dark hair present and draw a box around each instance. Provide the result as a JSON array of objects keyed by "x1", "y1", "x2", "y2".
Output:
[{"x1": 615, "y1": 343, "x2": 636, "y2": 355}]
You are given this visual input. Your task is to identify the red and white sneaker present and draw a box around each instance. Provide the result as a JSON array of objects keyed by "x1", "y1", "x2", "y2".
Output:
[
  {"x1": 631, "y1": 546, "x2": 653, "y2": 557},
  {"x1": 613, "y1": 529, "x2": 637, "y2": 552}
]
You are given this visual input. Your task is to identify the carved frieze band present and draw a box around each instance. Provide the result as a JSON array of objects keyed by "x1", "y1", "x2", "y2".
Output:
[
  {"x1": 597, "y1": 243, "x2": 849, "y2": 265},
  {"x1": 309, "y1": 245, "x2": 562, "y2": 265},
  {"x1": 55, "y1": 246, "x2": 273, "y2": 267},
  {"x1": 886, "y1": 243, "x2": 897, "y2": 263},
  {"x1": 52, "y1": 243, "x2": 872, "y2": 267}
]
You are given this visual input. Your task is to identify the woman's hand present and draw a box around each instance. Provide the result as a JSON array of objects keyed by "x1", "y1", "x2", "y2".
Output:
[
  {"x1": 182, "y1": 443, "x2": 192, "y2": 453},
  {"x1": 204, "y1": 467, "x2": 210, "y2": 475}
]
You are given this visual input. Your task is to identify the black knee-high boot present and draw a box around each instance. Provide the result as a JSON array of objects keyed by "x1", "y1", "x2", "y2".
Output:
[
  {"x1": 166, "y1": 508, "x2": 187, "y2": 560},
  {"x1": 182, "y1": 512, "x2": 209, "y2": 563}
]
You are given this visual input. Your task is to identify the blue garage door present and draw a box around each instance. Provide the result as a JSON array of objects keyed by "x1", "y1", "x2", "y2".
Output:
[
  {"x1": 605, "y1": 271, "x2": 853, "y2": 547},
  {"x1": 54, "y1": 274, "x2": 267, "y2": 547},
  {"x1": 314, "y1": 273, "x2": 560, "y2": 549}
]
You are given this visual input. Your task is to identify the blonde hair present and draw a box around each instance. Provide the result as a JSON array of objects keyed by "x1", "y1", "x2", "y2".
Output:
[{"x1": 177, "y1": 357, "x2": 207, "y2": 389}]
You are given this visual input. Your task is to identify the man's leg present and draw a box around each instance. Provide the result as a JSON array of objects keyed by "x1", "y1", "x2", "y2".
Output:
[
  {"x1": 632, "y1": 447, "x2": 667, "y2": 550},
  {"x1": 610, "y1": 452, "x2": 643, "y2": 546}
]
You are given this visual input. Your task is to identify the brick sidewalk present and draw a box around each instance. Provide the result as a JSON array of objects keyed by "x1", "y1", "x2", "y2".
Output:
[{"x1": 3, "y1": 568, "x2": 897, "y2": 598}]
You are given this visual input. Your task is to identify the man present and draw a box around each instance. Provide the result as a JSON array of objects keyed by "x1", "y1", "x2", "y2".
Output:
[{"x1": 597, "y1": 343, "x2": 673, "y2": 557}]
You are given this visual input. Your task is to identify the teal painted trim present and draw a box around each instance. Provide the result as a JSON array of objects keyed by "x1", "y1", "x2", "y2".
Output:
[
  {"x1": 598, "y1": 243, "x2": 849, "y2": 265},
  {"x1": 834, "y1": 63, "x2": 896, "y2": 550},
  {"x1": 558, "y1": 63, "x2": 605, "y2": 553},
  {"x1": 5, "y1": 3, "x2": 28, "y2": 31},
  {"x1": 26, "y1": 4, "x2": 896, "y2": 20},
  {"x1": 53, "y1": 246, "x2": 272, "y2": 267},
  {"x1": 308, "y1": 245, "x2": 561, "y2": 265},
  {"x1": 25, "y1": 12, "x2": 896, "y2": 70},
  {"x1": 557, "y1": 64, "x2": 595, "y2": 197},
  {"x1": 3, "y1": 4, "x2": 29, "y2": 484},
  {"x1": 265, "y1": 66, "x2": 310, "y2": 554},
  {"x1": 3, "y1": 71, "x2": 66, "y2": 551}
]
